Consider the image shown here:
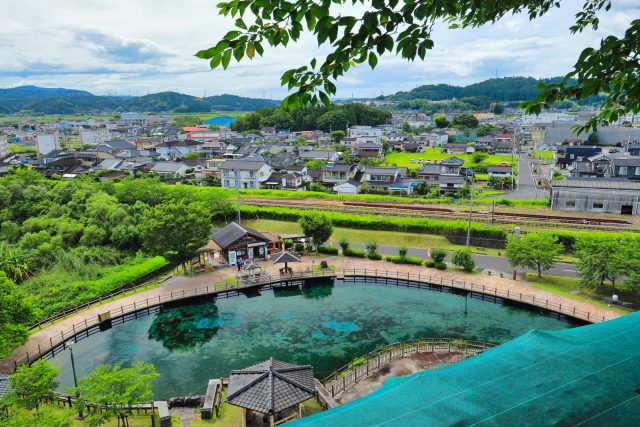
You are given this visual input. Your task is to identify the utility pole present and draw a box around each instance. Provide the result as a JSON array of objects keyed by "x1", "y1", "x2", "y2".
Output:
[
  {"x1": 466, "y1": 176, "x2": 475, "y2": 247},
  {"x1": 235, "y1": 169, "x2": 241, "y2": 224}
]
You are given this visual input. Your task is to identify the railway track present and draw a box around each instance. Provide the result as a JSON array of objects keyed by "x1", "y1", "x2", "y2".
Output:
[{"x1": 241, "y1": 197, "x2": 639, "y2": 232}]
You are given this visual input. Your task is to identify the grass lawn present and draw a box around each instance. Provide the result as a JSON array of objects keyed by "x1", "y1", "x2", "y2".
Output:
[
  {"x1": 382, "y1": 149, "x2": 515, "y2": 171},
  {"x1": 533, "y1": 149, "x2": 555, "y2": 159},
  {"x1": 8, "y1": 143, "x2": 36, "y2": 153},
  {"x1": 243, "y1": 219, "x2": 505, "y2": 257},
  {"x1": 524, "y1": 273, "x2": 630, "y2": 315}
]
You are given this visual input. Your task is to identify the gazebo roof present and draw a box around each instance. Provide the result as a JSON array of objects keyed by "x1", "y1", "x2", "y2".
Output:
[
  {"x1": 211, "y1": 222, "x2": 267, "y2": 249},
  {"x1": 271, "y1": 251, "x2": 301, "y2": 264},
  {"x1": 226, "y1": 358, "x2": 316, "y2": 415}
]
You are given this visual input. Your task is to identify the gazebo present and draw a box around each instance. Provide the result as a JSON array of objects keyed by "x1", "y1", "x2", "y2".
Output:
[{"x1": 226, "y1": 358, "x2": 316, "y2": 427}]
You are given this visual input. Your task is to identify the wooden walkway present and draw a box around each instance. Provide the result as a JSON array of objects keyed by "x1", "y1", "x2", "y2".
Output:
[
  {"x1": 4, "y1": 270, "x2": 335, "y2": 372},
  {"x1": 343, "y1": 268, "x2": 609, "y2": 323}
]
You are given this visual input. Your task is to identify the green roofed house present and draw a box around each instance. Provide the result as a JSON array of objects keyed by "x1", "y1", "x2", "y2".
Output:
[{"x1": 292, "y1": 312, "x2": 640, "y2": 426}]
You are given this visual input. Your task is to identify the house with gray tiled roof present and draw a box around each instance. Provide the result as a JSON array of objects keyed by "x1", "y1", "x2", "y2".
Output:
[{"x1": 220, "y1": 158, "x2": 273, "y2": 189}]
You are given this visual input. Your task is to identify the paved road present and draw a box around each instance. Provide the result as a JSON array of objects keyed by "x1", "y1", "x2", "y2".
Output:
[
  {"x1": 332, "y1": 242, "x2": 577, "y2": 278},
  {"x1": 488, "y1": 152, "x2": 548, "y2": 200}
]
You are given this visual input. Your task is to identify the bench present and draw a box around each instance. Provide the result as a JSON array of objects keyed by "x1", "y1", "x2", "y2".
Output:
[
  {"x1": 201, "y1": 379, "x2": 220, "y2": 419},
  {"x1": 154, "y1": 401, "x2": 171, "y2": 427}
]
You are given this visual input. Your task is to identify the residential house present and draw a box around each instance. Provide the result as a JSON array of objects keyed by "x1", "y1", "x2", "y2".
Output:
[
  {"x1": 492, "y1": 141, "x2": 513, "y2": 154},
  {"x1": 551, "y1": 179, "x2": 640, "y2": 215},
  {"x1": 362, "y1": 166, "x2": 415, "y2": 194},
  {"x1": 348, "y1": 126, "x2": 382, "y2": 138},
  {"x1": 416, "y1": 130, "x2": 448, "y2": 147},
  {"x1": 443, "y1": 143, "x2": 467, "y2": 154},
  {"x1": 556, "y1": 146, "x2": 602, "y2": 168},
  {"x1": 417, "y1": 156, "x2": 466, "y2": 193},
  {"x1": 299, "y1": 150, "x2": 339, "y2": 162},
  {"x1": 611, "y1": 158, "x2": 640, "y2": 180},
  {"x1": 201, "y1": 141, "x2": 227, "y2": 158},
  {"x1": 150, "y1": 161, "x2": 191, "y2": 176},
  {"x1": 93, "y1": 139, "x2": 138, "y2": 157},
  {"x1": 220, "y1": 159, "x2": 273, "y2": 189},
  {"x1": 263, "y1": 171, "x2": 306, "y2": 191},
  {"x1": 353, "y1": 142, "x2": 384, "y2": 160},
  {"x1": 155, "y1": 139, "x2": 202, "y2": 159},
  {"x1": 487, "y1": 166, "x2": 513, "y2": 178},
  {"x1": 568, "y1": 154, "x2": 612, "y2": 178},
  {"x1": 321, "y1": 162, "x2": 359, "y2": 185}
]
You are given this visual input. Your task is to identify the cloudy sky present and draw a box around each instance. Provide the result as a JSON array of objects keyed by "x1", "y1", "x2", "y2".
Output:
[{"x1": 0, "y1": 0, "x2": 638, "y2": 99}]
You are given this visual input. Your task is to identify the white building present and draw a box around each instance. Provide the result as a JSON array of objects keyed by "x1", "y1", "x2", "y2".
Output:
[
  {"x1": 348, "y1": 126, "x2": 383, "y2": 138},
  {"x1": 0, "y1": 135, "x2": 7, "y2": 159},
  {"x1": 121, "y1": 112, "x2": 149, "y2": 126},
  {"x1": 35, "y1": 133, "x2": 60, "y2": 155},
  {"x1": 80, "y1": 127, "x2": 110, "y2": 146},
  {"x1": 220, "y1": 159, "x2": 272, "y2": 189}
]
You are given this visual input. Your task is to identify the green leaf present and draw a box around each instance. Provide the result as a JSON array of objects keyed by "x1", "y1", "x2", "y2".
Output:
[
  {"x1": 221, "y1": 50, "x2": 232, "y2": 69},
  {"x1": 368, "y1": 52, "x2": 378, "y2": 69}
]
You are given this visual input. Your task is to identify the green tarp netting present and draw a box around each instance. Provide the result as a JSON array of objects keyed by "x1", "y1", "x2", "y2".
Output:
[{"x1": 294, "y1": 312, "x2": 640, "y2": 426}]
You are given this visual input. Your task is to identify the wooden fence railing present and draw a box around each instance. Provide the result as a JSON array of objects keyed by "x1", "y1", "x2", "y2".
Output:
[
  {"x1": 322, "y1": 338, "x2": 494, "y2": 398},
  {"x1": 343, "y1": 268, "x2": 613, "y2": 323},
  {"x1": 12, "y1": 269, "x2": 336, "y2": 370}
]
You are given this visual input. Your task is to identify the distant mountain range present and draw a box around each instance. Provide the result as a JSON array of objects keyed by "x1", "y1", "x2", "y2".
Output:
[
  {"x1": 383, "y1": 76, "x2": 571, "y2": 102},
  {"x1": 0, "y1": 86, "x2": 279, "y2": 115}
]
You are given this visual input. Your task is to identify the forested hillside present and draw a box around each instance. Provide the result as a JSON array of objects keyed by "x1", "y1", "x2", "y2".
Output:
[
  {"x1": 0, "y1": 86, "x2": 278, "y2": 114},
  {"x1": 385, "y1": 77, "x2": 569, "y2": 102}
]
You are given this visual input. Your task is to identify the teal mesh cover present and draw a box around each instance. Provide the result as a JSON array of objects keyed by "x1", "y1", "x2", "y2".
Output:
[{"x1": 294, "y1": 312, "x2": 640, "y2": 426}]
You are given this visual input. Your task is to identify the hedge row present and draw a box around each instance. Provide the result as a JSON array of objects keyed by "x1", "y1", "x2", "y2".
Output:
[
  {"x1": 385, "y1": 256, "x2": 424, "y2": 265},
  {"x1": 343, "y1": 248, "x2": 365, "y2": 257},
  {"x1": 318, "y1": 245, "x2": 339, "y2": 255},
  {"x1": 240, "y1": 206, "x2": 507, "y2": 239}
]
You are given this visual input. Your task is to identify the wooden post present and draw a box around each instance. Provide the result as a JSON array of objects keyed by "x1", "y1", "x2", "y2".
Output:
[{"x1": 270, "y1": 414, "x2": 274, "y2": 427}]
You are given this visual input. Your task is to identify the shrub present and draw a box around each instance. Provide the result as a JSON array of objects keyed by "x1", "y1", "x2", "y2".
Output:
[
  {"x1": 398, "y1": 246, "x2": 408, "y2": 258},
  {"x1": 339, "y1": 238, "x2": 349, "y2": 252},
  {"x1": 343, "y1": 248, "x2": 365, "y2": 258},
  {"x1": 385, "y1": 255, "x2": 423, "y2": 265},
  {"x1": 434, "y1": 261, "x2": 447, "y2": 270},
  {"x1": 283, "y1": 239, "x2": 293, "y2": 249},
  {"x1": 452, "y1": 249, "x2": 475, "y2": 272},
  {"x1": 365, "y1": 240, "x2": 378, "y2": 256},
  {"x1": 430, "y1": 248, "x2": 448, "y2": 263},
  {"x1": 318, "y1": 245, "x2": 339, "y2": 255},
  {"x1": 294, "y1": 243, "x2": 305, "y2": 252},
  {"x1": 367, "y1": 253, "x2": 383, "y2": 260},
  {"x1": 424, "y1": 260, "x2": 436, "y2": 268}
]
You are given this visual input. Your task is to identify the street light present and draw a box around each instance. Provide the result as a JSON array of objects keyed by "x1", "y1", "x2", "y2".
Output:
[
  {"x1": 66, "y1": 342, "x2": 84, "y2": 419},
  {"x1": 466, "y1": 174, "x2": 475, "y2": 247}
]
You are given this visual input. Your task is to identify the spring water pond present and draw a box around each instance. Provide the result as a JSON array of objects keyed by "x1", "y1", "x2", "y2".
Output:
[{"x1": 49, "y1": 279, "x2": 581, "y2": 398}]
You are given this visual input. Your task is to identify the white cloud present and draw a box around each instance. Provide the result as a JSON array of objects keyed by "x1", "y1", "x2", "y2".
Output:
[{"x1": 0, "y1": 0, "x2": 637, "y2": 99}]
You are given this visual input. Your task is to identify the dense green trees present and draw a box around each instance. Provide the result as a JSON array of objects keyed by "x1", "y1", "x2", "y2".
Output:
[
  {"x1": 6, "y1": 360, "x2": 59, "y2": 414},
  {"x1": 140, "y1": 202, "x2": 212, "y2": 267},
  {"x1": 506, "y1": 234, "x2": 563, "y2": 277},
  {"x1": 574, "y1": 235, "x2": 640, "y2": 294},
  {"x1": 71, "y1": 362, "x2": 158, "y2": 427},
  {"x1": 232, "y1": 103, "x2": 391, "y2": 132},
  {"x1": 0, "y1": 273, "x2": 37, "y2": 357},
  {"x1": 299, "y1": 213, "x2": 333, "y2": 248},
  {"x1": 433, "y1": 115, "x2": 449, "y2": 128},
  {"x1": 452, "y1": 113, "x2": 479, "y2": 129},
  {"x1": 0, "y1": 171, "x2": 231, "y2": 357}
]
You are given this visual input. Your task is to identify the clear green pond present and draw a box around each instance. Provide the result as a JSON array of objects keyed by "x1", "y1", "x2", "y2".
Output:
[{"x1": 49, "y1": 279, "x2": 580, "y2": 398}]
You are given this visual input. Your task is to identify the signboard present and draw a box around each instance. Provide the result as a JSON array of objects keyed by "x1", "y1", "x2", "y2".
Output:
[
  {"x1": 248, "y1": 247, "x2": 254, "y2": 259},
  {"x1": 228, "y1": 250, "x2": 237, "y2": 266}
]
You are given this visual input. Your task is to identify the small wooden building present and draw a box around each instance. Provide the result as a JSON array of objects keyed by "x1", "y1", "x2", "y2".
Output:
[{"x1": 211, "y1": 222, "x2": 271, "y2": 265}]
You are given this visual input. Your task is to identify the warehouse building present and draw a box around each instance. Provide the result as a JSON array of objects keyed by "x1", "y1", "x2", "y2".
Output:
[{"x1": 551, "y1": 179, "x2": 640, "y2": 215}]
